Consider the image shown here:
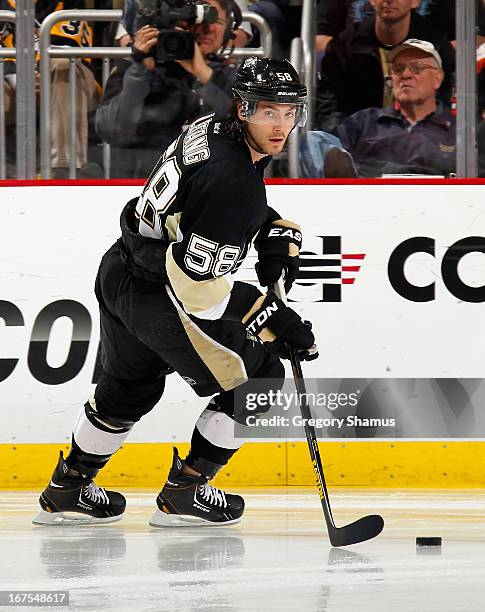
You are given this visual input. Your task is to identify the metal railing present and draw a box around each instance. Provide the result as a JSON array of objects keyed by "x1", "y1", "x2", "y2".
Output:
[
  {"x1": 288, "y1": 37, "x2": 303, "y2": 178},
  {"x1": 232, "y1": 13, "x2": 272, "y2": 59},
  {"x1": 16, "y1": 0, "x2": 36, "y2": 179},
  {"x1": 39, "y1": 10, "x2": 123, "y2": 179},
  {"x1": 0, "y1": 10, "x2": 15, "y2": 179},
  {"x1": 288, "y1": 0, "x2": 316, "y2": 178},
  {"x1": 456, "y1": 1, "x2": 477, "y2": 177},
  {"x1": 38, "y1": 9, "x2": 272, "y2": 179}
]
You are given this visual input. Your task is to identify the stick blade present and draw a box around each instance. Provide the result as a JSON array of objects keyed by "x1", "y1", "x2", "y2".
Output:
[{"x1": 329, "y1": 514, "x2": 384, "y2": 547}]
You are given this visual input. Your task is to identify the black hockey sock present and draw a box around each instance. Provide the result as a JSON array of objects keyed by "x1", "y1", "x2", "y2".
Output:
[
  {"x1": 65, "y1": 400, "x2": 135, "y2": 478},
  {"x1": 185, "y1": 426, "x2": 239, "y2": 479},
  {"x1": 184, "y1": 395, "x2": 245, "y2": 478},
  {"x1": 65, "y1": 438, "x2": 112, "y2": 478}
]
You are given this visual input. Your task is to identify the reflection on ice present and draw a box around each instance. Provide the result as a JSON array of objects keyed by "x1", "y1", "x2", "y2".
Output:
[
  {"x1": 1, "y1": 489, "x2": 484, "y2": 611},
  {"x1": 327, "y1": 547, "x2": 383, "y2": 575},
  {"x1": 154, "y1": 532, "x2": 245, "y2": 574},
  {"x1": 36, "y1": 526, "x2": 127, "y2": 580}
]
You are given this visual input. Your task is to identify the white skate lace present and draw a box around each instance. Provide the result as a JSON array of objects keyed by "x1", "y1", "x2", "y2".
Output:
[
  {"x1": 82, "y1": 482, "x2": 109, "y2": 505},
  {"x1": 198, "y1": 481, "x2": 227, "y2": 508}
]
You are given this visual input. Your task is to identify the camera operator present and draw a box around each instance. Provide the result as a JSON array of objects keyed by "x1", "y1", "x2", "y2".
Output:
[
  {"x1": 114, "y1": 0, "x2": 252, "y2": 49},
  {"x1": 96, "y1": 0, "x2": 239, "y2": 178}
]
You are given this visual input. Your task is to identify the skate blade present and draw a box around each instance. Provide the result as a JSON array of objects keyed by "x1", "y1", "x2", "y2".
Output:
[
  {"x1": 32, "y1": 509, "x2": 123, "y2": 526},
  {"x1": 149, "y1": 510, "x2": 242, "y2": 528}
]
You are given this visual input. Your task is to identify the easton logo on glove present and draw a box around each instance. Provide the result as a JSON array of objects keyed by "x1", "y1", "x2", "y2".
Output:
[
  {"x1": 242, "y1": 292, "x2": 317, "y2": 361},
  {"x1": 267, "y1": 227, "x2": 302, "y2": 244},
  {"x1": 245, "y1": 299, "x2": 280, "y2": 335}
]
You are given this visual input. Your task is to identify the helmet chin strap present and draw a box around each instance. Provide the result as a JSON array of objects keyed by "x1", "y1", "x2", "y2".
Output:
[{"x1": 243, "y1": 123, "x2": 268, "y2": 156}]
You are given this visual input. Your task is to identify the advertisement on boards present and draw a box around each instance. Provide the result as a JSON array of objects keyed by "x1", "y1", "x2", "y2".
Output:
[{"x1": 1, "y1": 183, "x2": 484, "y2": 442}]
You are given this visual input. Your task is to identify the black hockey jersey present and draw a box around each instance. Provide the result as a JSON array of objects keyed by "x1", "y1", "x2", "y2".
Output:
[{"x1": 133, "y1": 113, "x2": 278, "y2": 321}]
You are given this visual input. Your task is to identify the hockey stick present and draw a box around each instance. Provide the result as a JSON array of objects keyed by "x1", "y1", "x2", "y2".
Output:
[{"x1": 274, "y1": 278, "x2": 384, "y2": 546}]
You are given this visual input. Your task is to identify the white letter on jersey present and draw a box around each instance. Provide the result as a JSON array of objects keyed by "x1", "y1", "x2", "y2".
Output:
[{"x1": 183, "y1": 116, "x2": 212, "y2": 166}]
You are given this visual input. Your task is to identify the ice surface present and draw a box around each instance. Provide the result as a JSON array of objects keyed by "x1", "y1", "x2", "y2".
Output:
[{"x1": 0, "y1": 488, "x2": 484, "y2": 611}]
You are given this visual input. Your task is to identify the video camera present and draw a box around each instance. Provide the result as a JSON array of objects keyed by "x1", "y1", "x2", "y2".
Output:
[{"x1": 135, "y1": 0, "x2": 219, "y2": 62}]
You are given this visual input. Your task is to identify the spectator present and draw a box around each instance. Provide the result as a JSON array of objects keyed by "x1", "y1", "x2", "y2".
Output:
[
  {"x1": 302, "y1": 40, "x2": 456, "y2": 178},
  {"x1": 316, "y1": 0, "x2": 485, "y2": 51},
  {"x1": 316, "y1": 0, "x2": 455, "y2": 133},
  {"x1": 96, "y1": 0, "x2": 238, "y2": 178},
  {"x1": 115, "y1": 0, "x2": 252, "y2": 48},
  {"x1": 0, "y1": 0, "x2": 101, "y2": 178}
]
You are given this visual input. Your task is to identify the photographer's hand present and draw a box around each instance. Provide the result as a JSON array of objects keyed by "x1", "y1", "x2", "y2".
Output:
[
  {"x1": 176, "y1": 39, "x2": 213, "y2": 84},
  {"x1": 133, "y1": 25, "x2": 159, "y2": 71}
]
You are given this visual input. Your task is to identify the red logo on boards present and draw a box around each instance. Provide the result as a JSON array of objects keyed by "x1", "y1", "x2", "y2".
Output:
[{"x1": 296, "y1": 236, "x2": 366, "y2": 302}]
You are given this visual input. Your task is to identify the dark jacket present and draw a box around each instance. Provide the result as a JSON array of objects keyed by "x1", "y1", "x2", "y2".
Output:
[
  {"x1": 95, "y1": 58, "x2": 236, "y2": 178},
  {"x1": 338, "y1": 104, "x2": 456, "y2": 177},
  {"x1": 316, "y1": 11, "x2": 455, "y2": 133},
  {"x1": 317, "y1": 0, "x2": 374, "y2": 37},
  {"x1": 316, "y1": 0, "x2": 485, "y2": 41}
]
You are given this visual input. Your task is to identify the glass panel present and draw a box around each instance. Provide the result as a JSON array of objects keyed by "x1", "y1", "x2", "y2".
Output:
[
  {"x1": 309, "y1": 0, "x2": 481, "y2": 179},
  {"x1": 1, "y1": 1, "x2": 482, "y2": 180}
]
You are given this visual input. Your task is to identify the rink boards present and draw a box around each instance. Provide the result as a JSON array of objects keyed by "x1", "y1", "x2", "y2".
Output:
[{"x1": 1, "y1": 180, "x2": 485, "y2": 488}]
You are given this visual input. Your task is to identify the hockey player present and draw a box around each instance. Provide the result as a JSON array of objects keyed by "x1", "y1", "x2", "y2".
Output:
[{"x1": 33, "y1": 57, "x2": 318, "y2": 527}]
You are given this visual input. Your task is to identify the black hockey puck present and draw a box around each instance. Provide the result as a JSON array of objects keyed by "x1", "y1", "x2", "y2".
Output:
[{"x1": 416, "y1": 537, "x2": 442, "y2": 547}]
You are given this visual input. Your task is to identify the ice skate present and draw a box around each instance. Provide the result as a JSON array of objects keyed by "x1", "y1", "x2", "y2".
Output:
[
  {"x1": 150, "y1": 448, "x2": 244, "y2": 527},
  {"x1": 32, "y1": 451, "x2": 126, "y2": 525}
]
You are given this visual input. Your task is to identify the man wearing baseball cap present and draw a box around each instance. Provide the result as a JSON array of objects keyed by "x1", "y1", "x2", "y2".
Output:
[
  {"x1": 334, "y1": 38, "x2": 456, "y2": 176},
  {"x1": 387, "y1": 38, "x2": 444, "y2": 124}
]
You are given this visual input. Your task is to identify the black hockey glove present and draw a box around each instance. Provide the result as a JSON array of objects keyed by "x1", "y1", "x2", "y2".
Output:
[
  {"x1": 255, "y1": 221, "x2": 302, "y2": 293},
  {"x1": 243, "y1": 293, "x2": 318, "y2": 362},
  {"x1": 274, "y1": 320, "x2": 319, "y2": 361}
]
